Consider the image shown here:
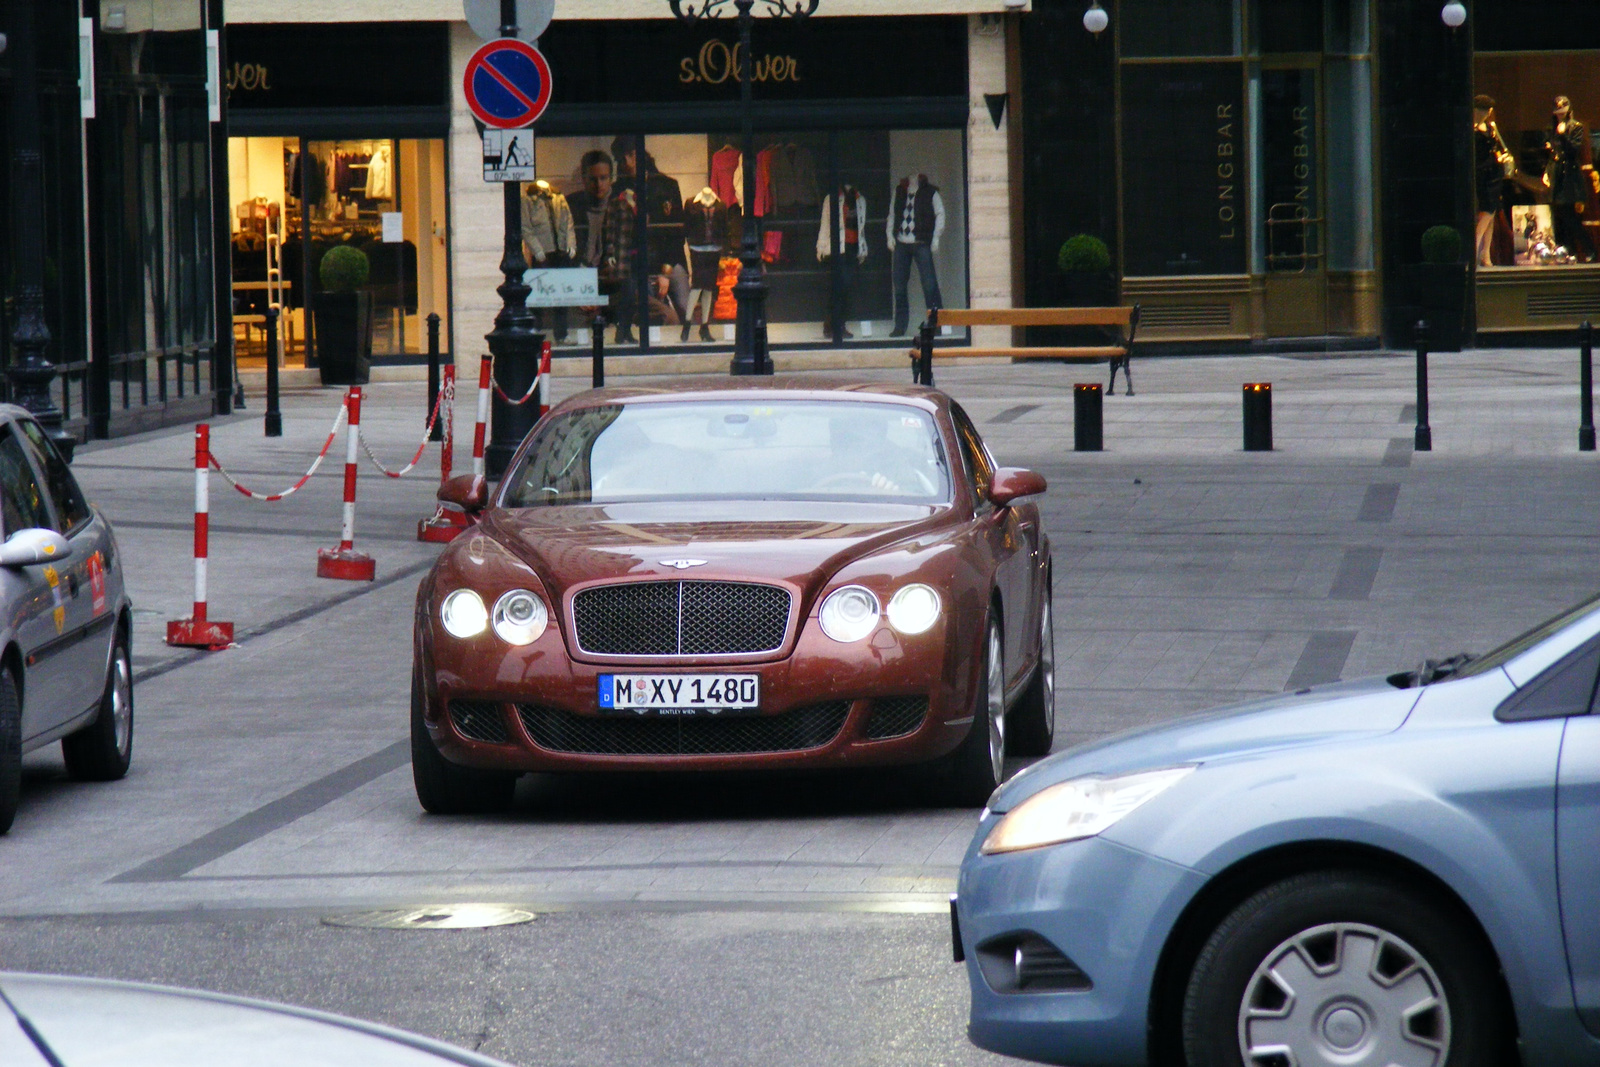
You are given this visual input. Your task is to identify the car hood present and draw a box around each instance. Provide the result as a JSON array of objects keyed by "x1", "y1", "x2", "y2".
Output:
[
  {"x1": 479, "y1": 499, "x2": 950, "y2": 598},
  {"x1": 988, "y1": 677, "x2": 1423, "y2": 812}
]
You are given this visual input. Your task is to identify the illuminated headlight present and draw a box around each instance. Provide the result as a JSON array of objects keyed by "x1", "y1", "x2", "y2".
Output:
[
  {"x1": 440, "y1": 589, "x2": 489, "y2": 639},
  {"x1": 493, "y1": 589, "x2": 549, "y2": 645},
  {"x1": 887, "y1": 584, "x2": 941, "y2": 635},
  {"x1": 981, "y1": 767, "x2": 1196, "y2": 855},
  {"x1": 819, "y1": 585, "x2": 880, "y2": 643}
]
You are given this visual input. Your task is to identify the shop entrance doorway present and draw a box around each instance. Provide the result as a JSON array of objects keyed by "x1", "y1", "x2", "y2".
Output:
[{"x1": 1261, "y1": 61, "x2": 1327, "y2": 337}]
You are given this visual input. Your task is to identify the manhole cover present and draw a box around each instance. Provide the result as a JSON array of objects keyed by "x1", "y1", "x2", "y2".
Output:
[{"x1": 322, "y1": 904, "x2": 537, "y2": 930}]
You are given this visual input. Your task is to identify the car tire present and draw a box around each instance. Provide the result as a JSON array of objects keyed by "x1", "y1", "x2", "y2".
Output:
[
  {"x1": 1182, "y1": 870, "x2": 1511, "y2": 1067},
  {"x1": 1008, "y1": 584, "x2": 1055, "y2": 757},
  {"x1": 411, "y1": 668, "x2": 516, "y2": 815},
  {"x1": 62, "y1": 627, "x2": 133, "y2": 782},
  {"x1": 945, "y1": 615, "x2": 1007, "y2": 807},
  {"x1": 0, "y1": 670, "x2": 19, "y2": 835}
]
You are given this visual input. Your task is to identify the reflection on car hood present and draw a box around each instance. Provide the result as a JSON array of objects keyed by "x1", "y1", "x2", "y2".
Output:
[
  {"x1": 483, "y1": 499, "x2": 949, "y2": 596},
  {"x1": 0, "y1": 971, "x2": 515, "y2": 1067},
  {"x1": 988, "y1": 677, "x2": 1423, "y2": 812}
]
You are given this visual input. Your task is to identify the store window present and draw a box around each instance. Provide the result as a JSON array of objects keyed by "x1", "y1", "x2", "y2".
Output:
[
  {"x1": 1472, "y1": 53, "x2": 1599, "y2": 268},
  {"x1": 227, "y1": 136, "x2": 450, "y2": 366},
  {"x1": 534, "y1": 129, "x2": 966, "y2": 349}
]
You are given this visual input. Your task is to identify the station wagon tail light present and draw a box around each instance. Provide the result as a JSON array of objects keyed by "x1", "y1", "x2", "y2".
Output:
[
  {"x1": 981, "y1": 766, "x2": 1196, "y2": 855},
  {"x1": 493, "y1": 589, "x2": 549, "y2": 645},
  {"x1": 887, "y1": 584, "x2": 941, "y2": 635},
  {"x1": 819, "y1": 585, "x2": 880, "y2": 643},
  {"x1": 440, "y1": 589, "x2": 489, "y2": 639}
]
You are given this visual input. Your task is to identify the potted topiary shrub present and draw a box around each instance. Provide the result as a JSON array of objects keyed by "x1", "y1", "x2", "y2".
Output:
[
  {"x1": 1412, "y1": 225, "x2": 1467, "y2": 352},
  {"x1": 314, "y1": 244, "x2": 374, "y2": 386}
]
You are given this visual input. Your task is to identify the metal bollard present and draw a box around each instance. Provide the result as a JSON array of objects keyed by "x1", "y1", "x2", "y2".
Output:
[
  {"x1": 426, "y1": 312, "x2": 443, "y2": 441},
  {"x1": 485, "y1": 332, "x2": 544, "y2": 479},
  {"x1": 1414, "y1": 320, "x2": 1433, "y2": 452},
  {"x1": 264, "y1": 306, "x2": 283, "y2": 438},
  {"x1": 1243, "y1": 382, "x2": 1272, "y2": 451},
  {"x1": 1580, "y1": 320, "x2": 1595, "y2": 452},
  {"x1": 918, "y1": 320, "x2": 936, "y2": 387},
  {"x1": 592, "y1": 315, "x2": 607, "y2": 388},
  {"x1": 1074, "y1": 383, "x2": 1104, "y2": 452}
]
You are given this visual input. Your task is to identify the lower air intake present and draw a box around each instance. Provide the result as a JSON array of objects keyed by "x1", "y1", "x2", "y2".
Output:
[
  {"x1": 517, "y1": 702, "x2": 851, "y2": 756},
  {"x1": 449, "y1": 700, "x2": 510, "y2": 744},
  {"x1": 975, "y1": 933, "x2": 1093, "y2": 994},
  {"x1": 864, "y1": 696, "x2": 928, "y2": 739}
]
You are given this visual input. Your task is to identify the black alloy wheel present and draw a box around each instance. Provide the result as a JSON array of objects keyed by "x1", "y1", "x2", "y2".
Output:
[
  {"x1": 411, "y1": 667, "x2": 517, "y2": 815},
  {"x1": 62, "y1": 627, "x2": 134, "y2": 781}
]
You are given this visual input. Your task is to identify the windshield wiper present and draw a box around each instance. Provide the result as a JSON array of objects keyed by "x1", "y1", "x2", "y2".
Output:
[{"x1": 1388, "y1": 652, "x2": 1477, "y2": 689}]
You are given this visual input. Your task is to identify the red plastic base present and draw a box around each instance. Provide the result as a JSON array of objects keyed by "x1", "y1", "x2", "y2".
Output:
[
  {"x1": 417, "y1": 507, "x2": 469, "y2": 544},
  {"x1": 166, "y1": 618, "x2": 235, "y2": 650},
  {"x1": 317, "y1": 547, "x2": 377, "y2": 581}
]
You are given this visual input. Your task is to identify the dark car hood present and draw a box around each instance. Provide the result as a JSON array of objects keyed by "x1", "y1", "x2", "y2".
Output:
[
  {"x1": 988, "y1": 677, "x2": 1424, "y2": 812},
  {"x1": 480, "y1": 499, "x2": 951, "y2": 601}
]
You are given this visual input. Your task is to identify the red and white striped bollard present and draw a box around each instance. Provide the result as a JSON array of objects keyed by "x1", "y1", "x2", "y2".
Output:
[
  {"x1": 537, "y1": 337, "x2": 552, "y2": 418},
  {"x1": 473, "y1": 353, "x2": 491, "y2": 478},
  {"x1": 166, "y1": 423, "x2": 235, "y2": 649},
  {"x1": 317, "y1": 387, "x2": 377, "y2": 581}
]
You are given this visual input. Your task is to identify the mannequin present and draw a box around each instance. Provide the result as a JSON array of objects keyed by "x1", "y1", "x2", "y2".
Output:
[
  {"x1": 817, "y1": 186, "x2": 868, "y2": 339},
  {"x1": 522, "y1": 178, "x2": 578, "y2": 341},
  {"x1": 682, "y1": 188, "x2": 728, "y2": 341},
  {"x1": 888, "y1": 175, "x2": 945, "y2": 336},
  {"x1": 1546, "y1": 96, "x2": 1597, "y2": 263},
  {"x1": 1472, "y1": 95, "x2": 1513, "y2": 268}
]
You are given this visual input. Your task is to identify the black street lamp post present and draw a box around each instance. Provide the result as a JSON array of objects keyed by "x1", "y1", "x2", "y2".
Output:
[
  {"x1": 5, "y1": 0, "x2": 71, "y2": 457},
  {"x1": 669, "y1": 0, "x2": 818, "y2": 376}
]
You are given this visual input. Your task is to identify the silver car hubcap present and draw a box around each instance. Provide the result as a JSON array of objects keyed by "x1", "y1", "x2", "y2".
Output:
[
  {"x1": 986, "y1": 623, "x2": 1005, "y2": 782},
  {"x1": 1238, "y1": 922, "x2": 1450, "y2": 1067},
  {"x1": 111, "y1": 650, "x2": 132, "y2": 757},
  {"x1": 1039, "y1": 598, "x2": 1055, "y2": 743}
]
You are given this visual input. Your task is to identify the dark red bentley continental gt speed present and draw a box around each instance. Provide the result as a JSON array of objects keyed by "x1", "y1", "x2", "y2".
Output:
[{"x1": 411, "y1": 378, "x2": 1054, "y2": 812}]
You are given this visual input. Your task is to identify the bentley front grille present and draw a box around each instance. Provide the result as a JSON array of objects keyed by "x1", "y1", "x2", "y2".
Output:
[
  {"x1": 864, "y1": 696, "x2": 929, "y2": 740},
  {"x1": 572, "y1": 581, "x2": 792, "y2": 657},
  {"x1": 448, "y1": 699, "x2": 510, "y2": 744},
  {"x1": 516, "y1": 701, "x2": 851, "y2": 756}
]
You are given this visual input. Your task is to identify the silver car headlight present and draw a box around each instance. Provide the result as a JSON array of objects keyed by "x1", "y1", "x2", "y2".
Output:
[
  {"x1": 886, "y1": 584, "x2": 941, "y2": 635},
  {"x1": 819, "y1": 585, "x2": 880, "y2": 643},
  {"x1": 440, "y1": 589, "x2": 489, "y2": 639},
  {"x1": 493, "y1": 589, "x2": 549, "y2": 645},
  {"x1": 981, "y1": 766, "x2": 1196, "y2": 855}
]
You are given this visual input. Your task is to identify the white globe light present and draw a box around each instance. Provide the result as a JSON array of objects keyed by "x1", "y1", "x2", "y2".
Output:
[
  {"x1": 1083, "y1": 4, "x2": 1109, "y2": 34},
  {"x1": 1441, "y1": 2, "x2": 1466, "y2": 28}
]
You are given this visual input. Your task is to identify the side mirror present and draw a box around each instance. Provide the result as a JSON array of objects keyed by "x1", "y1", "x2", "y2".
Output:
[
  {"x1": 0, "y1": 528, "x2": 71, "y2": 567},
  {"x1": 437, "y1": 474, "x2": 489, "y2": 515},
  {"x1": 987, "y1": 468, "x2": 1047, "y2": 508}
]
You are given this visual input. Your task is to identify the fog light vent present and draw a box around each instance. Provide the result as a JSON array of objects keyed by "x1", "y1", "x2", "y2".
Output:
[{"x1": 975, "y1": 933, "x2": 1092, "y2": 994}]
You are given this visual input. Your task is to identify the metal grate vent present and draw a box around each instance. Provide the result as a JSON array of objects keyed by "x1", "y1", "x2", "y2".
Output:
[
  {"x1": 1527, "y1": 292, "x2": 1600, "y2": 318},
  {"x1": 448, "y1": 700, "x2": 510, "y2": 744},
  {"x1": 517, "y1": 702, "x2": 851, "y2": 755},
  {"x1": 573, "y1": 581, "x2": 792, "y2": 657},
  {"x1": 1139, "y1": 303, "x2": 1234, "y2": 329},
  {"x1": 864, "y1": 696, "x2": 929, "y2": 740}
]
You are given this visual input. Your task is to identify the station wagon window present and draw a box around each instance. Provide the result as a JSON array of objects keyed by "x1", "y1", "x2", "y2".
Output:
[
  {"x1": 949, "y1": 405, "x2": 994, "y2": 502},
  {"x1": 0, "y1": 427, "x2": 54, "y2": 537},
  {"x1": 16, "y1": 421, "x2": 89, "y2": 533}
]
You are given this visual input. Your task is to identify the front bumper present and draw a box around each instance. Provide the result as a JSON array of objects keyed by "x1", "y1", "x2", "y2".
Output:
[{"x1": 954, "y1": 833, "x2": 1206, "y2": 1067}]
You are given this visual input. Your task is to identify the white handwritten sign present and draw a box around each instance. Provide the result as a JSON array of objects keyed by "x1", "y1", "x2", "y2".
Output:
[{"x1": 523, "y1": 267, "x2": 609, "y2": 308}]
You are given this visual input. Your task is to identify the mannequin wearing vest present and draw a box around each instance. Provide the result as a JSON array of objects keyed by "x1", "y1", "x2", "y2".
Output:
[
  {"x1": 683, "y1": 188, "x2": 728, "y2": 342},
  {"x1": 888, "y1": 175, "x2": 945, "y2": 336}
]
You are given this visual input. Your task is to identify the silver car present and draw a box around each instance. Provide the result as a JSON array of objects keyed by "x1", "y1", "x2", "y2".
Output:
[
  {"x1": 0, "y1": 406, "x2": 132, "y2": 835},
  {"x1": 955, "y1": 592, "x2": 1600, "y2": 1067}
]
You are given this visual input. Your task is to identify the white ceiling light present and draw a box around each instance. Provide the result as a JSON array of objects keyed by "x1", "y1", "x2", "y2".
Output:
[
  {"x1": 1441, "y1": 2, "x2": 1467, "y2": 28},
  {"x1": 1083, "y1": 1, "x2": 1109, "y2": 35}
]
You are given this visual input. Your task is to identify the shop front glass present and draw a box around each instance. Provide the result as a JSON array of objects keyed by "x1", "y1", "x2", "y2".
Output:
[
  {"x1": 226, "y1": 135, "x2": 450, "y2": 368},
  {"x1": 532, "y1": 130, "x2": 966, "y2": 351}
]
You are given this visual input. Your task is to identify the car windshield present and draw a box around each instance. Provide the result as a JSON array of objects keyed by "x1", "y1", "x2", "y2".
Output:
[
  {"x1": 1451, "y1": 590, "x2": 1600, "y2": 678},
  {"x1": 502, "y1": 399, "x2": 953, "y2": 506}
]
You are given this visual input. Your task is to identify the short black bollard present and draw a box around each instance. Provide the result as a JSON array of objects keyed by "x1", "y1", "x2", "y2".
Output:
[
  {"x1": 592, "y1": 315, "x2": 607, "y2": 388},
  {"x1": 917, "y1": 320, "x2": 936, "y2": 387},
  {"x1": 1580, "y1": 320, "x2": 1595, "y2": 452},
  {"x1": 426, "y1": 312, "x2": 442, "y2": 441},
  {"x1": 1074, "y1": 383, "x2": 1104, "y2": 452},
  {"x1": 264, "y1": 305, "x2": 283, "y2": 438},
  {"x1": 1242, "y1": 382, "x2": 1272, "y2": 451},
  {"x1": 1414, "y1": 319, "x2": 1433, "y2": 452}
]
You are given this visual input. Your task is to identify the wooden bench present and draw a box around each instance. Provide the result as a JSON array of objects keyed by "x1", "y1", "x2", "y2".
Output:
[{"x1": 909, "y1": 306, "x2": 1141, "y2": 395}]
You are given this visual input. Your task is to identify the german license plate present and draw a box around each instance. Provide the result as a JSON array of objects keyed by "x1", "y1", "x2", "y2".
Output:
[{"x1": 598, "y1": 674, "x2": 759, "y2": 715}]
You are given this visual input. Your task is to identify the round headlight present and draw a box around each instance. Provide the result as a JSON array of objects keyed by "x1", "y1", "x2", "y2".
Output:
[
  {"x1": 887, "y1": 584, "x2": 942, "y2": 635},
  {"x1": 440, "y1": 589, "x2": 488, "y2": 638},
  {"x1": 819, "y1": 585, "x2": 880, "y2": 643},
  {"x1": 493, "y1": 589, "x2": 549, "y2": 645}
]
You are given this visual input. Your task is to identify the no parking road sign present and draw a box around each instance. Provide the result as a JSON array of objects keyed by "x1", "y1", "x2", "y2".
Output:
[{"x1": 463, "y1": 38, "x2": 553, "y2": 130}]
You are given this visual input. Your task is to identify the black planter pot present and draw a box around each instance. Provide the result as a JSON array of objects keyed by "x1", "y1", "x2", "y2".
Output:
[
  {"x1": 1041, "y1": 270, "x2": 1119, "y2": 347},
  {"x1": 314, "y1": 291, "x2": 373, "y2": 385},
  {"x1": 1406, "y1": 264, "x2": 1468, "y2": 352}
]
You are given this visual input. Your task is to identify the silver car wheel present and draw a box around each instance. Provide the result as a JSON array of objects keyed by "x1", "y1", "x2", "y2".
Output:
[
  {"x1": 1238, "y1": 922, "x2": 1450, "y2": 1067},
  {"x1": 986, "y1": 622, "x2": 1005, "y2": 782},
  {"x1": 111, "y1": 648, "x2": 132, "y2": 758},
  {"x1": 1038, "y1": 597, "x2": 1055, "y2": 744}
]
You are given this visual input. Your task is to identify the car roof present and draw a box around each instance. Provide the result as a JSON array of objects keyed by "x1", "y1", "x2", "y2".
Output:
[{"x1": 545, "y1": 376, "x2": 949, "y2": 418}]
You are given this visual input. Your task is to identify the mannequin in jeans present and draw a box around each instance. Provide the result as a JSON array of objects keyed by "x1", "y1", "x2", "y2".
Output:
[{"x1": 888, "y1": 175, "x2": 945, "y2": 336}]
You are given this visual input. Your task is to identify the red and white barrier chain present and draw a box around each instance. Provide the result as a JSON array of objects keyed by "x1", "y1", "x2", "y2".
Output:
[
  {"x1": 208, "y1": 395, "x2": 349, "y2": 502},
  {"x1": 359, "y1": 377, "x2": 452, "y2": 478},
  {"x1": 489, "y1": 338, "x2": 553, "y2": 410}
]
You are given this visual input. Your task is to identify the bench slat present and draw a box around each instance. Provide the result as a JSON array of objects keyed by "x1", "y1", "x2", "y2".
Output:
[
  {"x1": 934, "y1": 307, "x2": 1134, "y2": 328},
  {"x1": 917, "y1": 346, "x2": 1127, "y2": 361}
]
